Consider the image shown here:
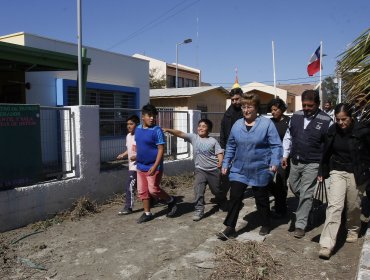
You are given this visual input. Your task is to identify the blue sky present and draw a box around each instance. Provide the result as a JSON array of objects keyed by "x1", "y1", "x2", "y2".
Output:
[{"x1": 1, "y1": 0, "x2": 369, "y2": 87}]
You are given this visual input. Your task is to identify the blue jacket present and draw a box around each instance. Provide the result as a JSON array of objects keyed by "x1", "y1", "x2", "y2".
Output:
[{"x1": 222, "y1": 116, "x2": 283, "y2": 187}]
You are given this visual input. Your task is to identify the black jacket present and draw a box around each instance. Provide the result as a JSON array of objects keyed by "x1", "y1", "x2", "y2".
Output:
[
  {"x1": 271, "y1": 115, "x2": 290, "y2": 141},
  {"x1": 290, "y1": 109, "x2": 331, "y2": 163},
  {"x1": 318, "y1": 120, "x2": 370, "y2": 186},
  {"x1": 220, "y1": 105, "x2": 243, "y2": 149}
]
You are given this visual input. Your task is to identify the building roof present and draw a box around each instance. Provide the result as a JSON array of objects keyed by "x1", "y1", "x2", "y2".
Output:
[
  {"x1": 241, "y1": 82, "x2": 287, "y2": 96},
  {"x1": 167, "y1": 63, "x2": 201, "y2": 73},
  {"x1": 277, "y1": 83, "x2": 317, "y2": 96},
  {"x1": 150, "y1": 86, "x2": 228, "y2": 98},
  {"x1": 0, "y1": 40, "x2": 91, "y2": 72},
  {"x1": 133, "y1": 53, "x2": 200, "y2": 73}
]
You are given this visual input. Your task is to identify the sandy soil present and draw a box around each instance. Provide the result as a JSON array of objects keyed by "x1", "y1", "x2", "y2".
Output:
[{"x1": 0, "y1": 174, "x2": 363, "y2": 280}]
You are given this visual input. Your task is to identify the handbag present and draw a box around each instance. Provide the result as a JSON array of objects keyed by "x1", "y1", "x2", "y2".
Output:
[{"x1": 307, "y1": 180, "x2": 328, "y2": 229}]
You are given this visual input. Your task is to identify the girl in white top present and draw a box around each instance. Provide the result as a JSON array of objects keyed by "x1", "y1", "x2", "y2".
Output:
[{"x1": 116, "y1": 115, "x2": 140, "y2": 215}]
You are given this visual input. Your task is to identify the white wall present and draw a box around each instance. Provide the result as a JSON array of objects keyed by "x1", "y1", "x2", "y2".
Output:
[
  {"x1": 3, "y1": 33, "x2": 149, "y2": 107},
  {"x1": 0, "y1": 106, "x2": 194, "y2": 232},
  {"x1": 295, "y1": 95, "x2": 303, "y2": 111},
  {"x1": 132, "y1": 54, "x2": 167, "y2": 78}
]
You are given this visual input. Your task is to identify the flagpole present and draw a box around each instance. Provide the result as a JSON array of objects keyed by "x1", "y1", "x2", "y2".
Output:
[
  {"x1": 272, "y1": 40, "x2": 277, "y2": 98},
  {"x1": 77, "y1": 0, "x2": 83, "y2": 105},
  {"x1": 338, "y1": 76, "x2": 342, "y2": 103},
  {"x1": 319, "y1": 41, "x2": 323, "y2": 108}
]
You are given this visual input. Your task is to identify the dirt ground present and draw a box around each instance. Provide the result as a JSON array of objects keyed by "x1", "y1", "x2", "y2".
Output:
[{"x1": 0, "y1": 173, "x2": 363, "y2": 280}]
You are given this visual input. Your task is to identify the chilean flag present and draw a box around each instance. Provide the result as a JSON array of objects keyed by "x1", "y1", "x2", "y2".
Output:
[{"x1": 307, "y1": 46, "x2": 321, "y2": 76}]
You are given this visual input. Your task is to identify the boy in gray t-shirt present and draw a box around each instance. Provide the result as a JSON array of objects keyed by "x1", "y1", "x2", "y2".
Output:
[{"x1": 163, "y1": 119, "x2": 227, "y2": 221}]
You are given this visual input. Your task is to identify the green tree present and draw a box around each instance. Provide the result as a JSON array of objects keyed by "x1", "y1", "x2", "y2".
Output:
[
  {"x1": 149, "y1": 68, "x2": 166, "y2": 89},
  {"x1": 337, "y1": 28, "x2": 369, "y2": 122},
  {"x1": 322, "y1": 76, "x2": 339, "y2": 104}
]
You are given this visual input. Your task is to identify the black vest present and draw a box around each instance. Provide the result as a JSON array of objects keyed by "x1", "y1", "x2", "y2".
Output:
[{"x1": 290, "y1": 110, "x2": 331, "y2": 163}]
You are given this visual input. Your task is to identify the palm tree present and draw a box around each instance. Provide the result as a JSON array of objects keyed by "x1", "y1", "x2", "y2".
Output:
[{"x1": 337, "y1": 28, "x2": 369, "y2": 122}]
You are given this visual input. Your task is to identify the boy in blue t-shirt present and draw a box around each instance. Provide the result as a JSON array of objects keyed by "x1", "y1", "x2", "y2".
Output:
[{"x1": 135, "y1": 104, "x2": 177, "y2": 223}]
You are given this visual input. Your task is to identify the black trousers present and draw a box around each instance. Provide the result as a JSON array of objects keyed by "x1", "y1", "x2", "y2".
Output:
[
  {"x1": 268, "y1": 165, "x2": 289, "y2": 214},
  {"x1": 220, "y1": 169, "x2": 231, "y2": 198},
  {"x1": 224, "y1": 181, "x2": 270, "y2": 229}
]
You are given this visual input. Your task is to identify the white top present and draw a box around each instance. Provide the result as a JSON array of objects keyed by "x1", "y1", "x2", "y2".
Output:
[{"x1": 126, "y1": 133, "x2": 137, "y2": 171}]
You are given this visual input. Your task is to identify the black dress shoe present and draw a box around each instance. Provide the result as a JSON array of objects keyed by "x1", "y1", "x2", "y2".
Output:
[
  {"x1": 294, "y1": 228, "x2": 305, "y2": 238},
  {"x1": 216, "y1": 226, "x2": 236, "y2": 241},
  {"x1": 259, "y1": 226, "x2": 270, "y2": 236}
]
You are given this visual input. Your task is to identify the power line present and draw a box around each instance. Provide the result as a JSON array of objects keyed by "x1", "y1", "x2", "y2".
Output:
[
  {"x1": 207, "y1": 74, "x2": 332, "y2": 86},
  {"x1": 107, "y1": 0, "x2": 200, "y2": 51}
]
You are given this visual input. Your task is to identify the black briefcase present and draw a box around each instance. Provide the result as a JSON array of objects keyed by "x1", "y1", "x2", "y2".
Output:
[{"x1": 308, "y1": 180, "x2": 328, "y2": 229}]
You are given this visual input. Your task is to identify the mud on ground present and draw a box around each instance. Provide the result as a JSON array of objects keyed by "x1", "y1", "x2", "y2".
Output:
[{"x1": 0, "y1": 173, "x2": 362, "y2": 279}]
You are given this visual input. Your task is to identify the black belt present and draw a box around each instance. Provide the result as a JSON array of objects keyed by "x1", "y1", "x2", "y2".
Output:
[{"x1": 291, "y1": 158, "x2": 315, "y2": 165}]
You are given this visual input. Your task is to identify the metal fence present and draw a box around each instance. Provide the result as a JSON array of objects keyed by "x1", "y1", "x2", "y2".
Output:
[
  {"x1": 40, "y1": 106, "x2": 74, "y2": 180},
  {"x1": 99, "y1": 108, "x2": 190, "y2": 170},
  {"x1": 0, "y1": 106, "x2": 75, "y2": 190}
]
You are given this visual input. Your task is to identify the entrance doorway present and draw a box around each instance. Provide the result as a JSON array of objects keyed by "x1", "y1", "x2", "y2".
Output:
[{"x1": 0, "y1": 71, "x2": 25, "y2": 104}]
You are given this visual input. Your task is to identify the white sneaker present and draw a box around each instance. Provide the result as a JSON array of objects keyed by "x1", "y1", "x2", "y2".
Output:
[
  {"x1": 192, "y1": 211, "x2": 203, "y2": 221},
  {"x1": 346, "y1": 227, "x2": 359, "y2": 243},
  {"x1": 319, "y1": 247, "x2": 332, "y2": 259}
]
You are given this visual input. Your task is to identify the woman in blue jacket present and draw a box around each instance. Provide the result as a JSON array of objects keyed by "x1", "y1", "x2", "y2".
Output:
[{"x1": 216, "y1": 93, "x2": 282, "y2": 239}]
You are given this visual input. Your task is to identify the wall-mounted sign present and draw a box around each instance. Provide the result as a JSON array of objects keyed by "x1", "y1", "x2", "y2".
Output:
[{"x1": 0, "y1": 104, "x2": 42, "y2": 190}]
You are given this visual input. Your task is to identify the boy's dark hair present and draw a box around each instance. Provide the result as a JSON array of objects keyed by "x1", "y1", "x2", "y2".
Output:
[
  {"x1": 142, "y1": 103, "x2": 158, "y2": 116},
  {"x1": 127, "y1": 114, "x2": 140, "y2": 124},
  {"x1": 230, "y1": 87, "x2": 243, "y2": 97},
  {"x1": 198, "y1": 118, "x2": 213, "y2": 132},
  {"x1": 301, "y1": 90, "x2": 320, "y2": 104},
  {"x1": 267, "y1": 97, "x2": 288, "y2": 113}
]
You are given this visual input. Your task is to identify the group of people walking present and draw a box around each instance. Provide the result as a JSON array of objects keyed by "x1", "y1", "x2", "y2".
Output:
[{"x1": 117, "y1": 87, "x2": 370, "y2": 260}]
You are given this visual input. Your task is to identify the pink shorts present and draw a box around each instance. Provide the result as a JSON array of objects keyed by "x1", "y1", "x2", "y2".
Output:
[{"x1": 137, "y1": 170, "x2": 167, "y2": 200}]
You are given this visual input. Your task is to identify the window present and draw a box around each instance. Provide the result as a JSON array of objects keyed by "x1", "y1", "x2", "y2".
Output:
[
  {"x1": 178, "y1": 77, "x2": 184, "y2": 88},
  {"x1": 67, "y1": 86, "x2": 136, "y2": 137},
  {"x1": 167, "y1": 75, "x2": 175, "y2": 88}
]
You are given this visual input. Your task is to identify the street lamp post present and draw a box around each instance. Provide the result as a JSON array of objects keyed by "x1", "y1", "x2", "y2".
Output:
[{"x1": 176, "y1": 38, "x2": 192, "y2": 88}]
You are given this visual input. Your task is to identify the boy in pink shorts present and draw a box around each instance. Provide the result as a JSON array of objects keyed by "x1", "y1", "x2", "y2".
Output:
[{"x1": 135, "y1": 104, "x2": 177, "y2": 223}]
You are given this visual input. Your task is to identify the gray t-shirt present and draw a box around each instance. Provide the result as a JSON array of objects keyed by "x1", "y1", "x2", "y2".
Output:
[{"x1": 184, "y1": 133, "x2": 223, "y2": 171}]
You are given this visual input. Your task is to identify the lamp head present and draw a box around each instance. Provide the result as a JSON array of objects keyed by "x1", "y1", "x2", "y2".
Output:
[{"x1": 184, "y1": 38, "x2": 192, "y2": 44}]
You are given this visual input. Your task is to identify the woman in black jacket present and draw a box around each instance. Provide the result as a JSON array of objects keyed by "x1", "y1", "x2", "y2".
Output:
[
  {"x1": 267, "y1": 98, "x2": 291, "y2": 217},
  {"x1": 318, "y1": 103, "x2": 370, "y2": 259}
]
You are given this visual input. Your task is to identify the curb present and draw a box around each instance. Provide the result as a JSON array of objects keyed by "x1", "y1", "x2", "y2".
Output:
[{"x1": 357, "y1": 224, "x2": 370, "y2": 279}]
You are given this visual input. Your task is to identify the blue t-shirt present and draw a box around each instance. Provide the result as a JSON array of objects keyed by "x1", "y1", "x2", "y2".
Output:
[{"x1": 135, "y1": 124, "x2": 165, "y2": 172}]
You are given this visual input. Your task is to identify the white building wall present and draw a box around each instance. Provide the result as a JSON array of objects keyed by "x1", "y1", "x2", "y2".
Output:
[
  {"x1": 132, "y1": 54, "x2": 167, "y2": 78},
  {"x1": 26, "y1": 72, "x2": 58, "y2": 105},
  {"x1": 2, "y1": 33, "x2": 149, "y2": 107},
  {"x1": 295, "y1": 95, "x2": 303, "y2": 111},
  {"x1": 0, "y1": 106, "x2": 194, "y2": 232}
]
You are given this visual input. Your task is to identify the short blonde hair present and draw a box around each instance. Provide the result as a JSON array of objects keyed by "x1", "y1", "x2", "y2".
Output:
[{"x1": 241, "y1": 93, "x2": 260, "y2": 109}]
